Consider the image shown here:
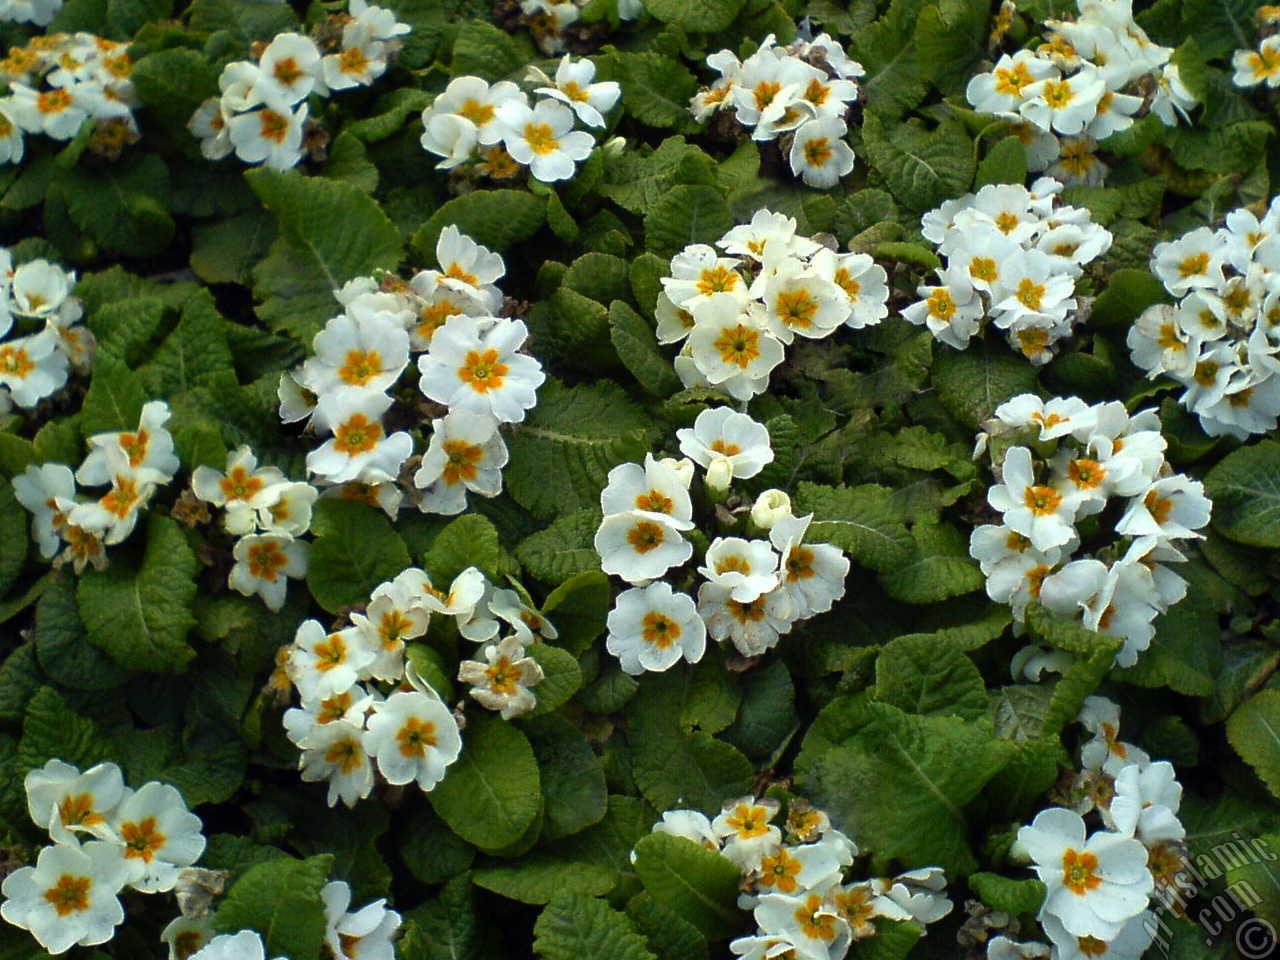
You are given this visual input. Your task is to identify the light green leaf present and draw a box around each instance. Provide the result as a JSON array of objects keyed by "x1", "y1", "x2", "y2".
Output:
[
  {"x1": 879, "y1": 522, "x2": 983, "y2": 604},
  {"x1": 59, "y1": 155, "x2": 175, "y2": 257},
  {"x1": 875, "y1": 634, "x2": 987, "y2": 721},
  {"x1": 399, "y1": 873, "x2": 480, "y2": 960},
  {"x1": 451, "y1": 19, "x2": 533, "y2": 78},
  {"x1": 640, "y1": 0, "x2": 743, "y2": 30},
  {"x1": 213, "y1": 855, "x2": 334, "y2": 960},
  {"x1": 626, "y1": 895, "x2": 709, "y2": 960},
  {"x1": 345, "y1": 87, "x2": 434, "y2": 142},
  {"x1": 80, "y1": 352, "x2": 145, "y2": 437},
  {"x1": 76, "y1": 514, "x2": 198, "y2": 673},
  {"x1": 430, "y1": 714, "x2": 541, "y2": 851},
  {"x1": 914, "y1": 0, "x2": 988, "y2": 93},
  {"x1": 307, "y1": 500, "x2": 412, "y2": 614},
  {"x1": 861, "y1": 114, "x2": 975, "y2": 211},
  {"x1": 516, "y1": 511, "x2": 604, "y2": 585},
  {"x1": 473, "y1": 853, "x2": 617, "y2": 904},
  {"x1": 1204, "y1": 440, "x2": 1280, "y2": 547},
  {"x1": 130, "y1": 47, "x2": 218, "y2": 133},
  {"x1": 932, "y1": 346, "x2": 1040, "y2": 429},
  {"x1": 526, "y1": 643, "x2": 583, "y2": 717},
  {"x1": 324, "y1": 131, "x2": 379, "y2": 193},
  {"x1": 1179, "y1": 0, "x2": 1267, "y2": 58},
  {"x1": 422, "y1": 513, "x2": 507, "y2": 585},
  {"x1": 1026, "y1": 605, "x2": 1123, "y2": 738},
  {"x1": 18, "y1": 686, "x2": 119, "y2": 774},
  {"x1": 136, "y1": 290, "x2": 236, "y2": 398},
  {"x1": 793, "y1": 482, "x2": 914, "y2": 573},
  {"x1": 967, "y1": 872, "x2": 1046, "y2": 915},
  {"x1": 412, "y1": 190, "x2": 546, "y2": 261},
  {"x1": 1088, "y1": 267, "x2": 1171, "y2": 332},
  {"x1": 1228, "y1": 690, "x2": 1280, "y2": 801},
  {"x1": 644, "y1": 185, "x2": 735, "y2": 259},
  {"x1": 974, "y1": 136, "x2": 1028, "y2": 188},
  {"x1": 601, "y1": 138, "x2": 717, "y2": 216},
  {"x1": 541, "y1": 570, "x2": 610, "y2": 656},
  {"x1": 631, "y1": 833, "x2": 741, "y2": 939},
  {"x1": 609, "y1": 53, "x2": 700, "y2": 132},
  {"x1": 399, "y1": 803, "x2": 475, "y2": 886},
  {"x1": 506, "y1": 380, "x2": 648, "y2": 520},
  {"x1": 534, "y1": 892, "x2": 656, "y2": 960},
  {"x1": 34, "y1": 577, "x2": 133, "y2": 690},
  {"x1": 247, "y1": 168, "x2": 403, "y2": 340},
  {"x1": 609, "y1": 300, "x2": 680, "y2": 397}
]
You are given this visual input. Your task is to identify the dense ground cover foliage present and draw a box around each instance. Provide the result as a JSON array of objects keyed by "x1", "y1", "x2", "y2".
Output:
[{"x1": 2, "y1": 0, "x2": 1280, "y2": 957}]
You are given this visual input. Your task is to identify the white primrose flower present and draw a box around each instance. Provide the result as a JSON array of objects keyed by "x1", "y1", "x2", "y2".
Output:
[
  {"x1": 307, "y1": 393, "x2": 412, "y2": 485},
  {"x1": 974, "y1": 528, "x2": 1063, "y2": 619},
  {"x1": 66, "y1": 454, "x2": 155, "y2": 546},
  {"x1": 831, "y1": 880, "x2": 913, "y2": 940},
  {"x1": 1150, "y1": 227, "x2": 1226, "y2": 297},
  {"x1": 430, "y1": 224, "x2": 506, "y2": 310},
  {"x1": 988, "y1": 446, "x2": 1081, "y2": 552},
  {"x1": 605, "y1": 581, "x2": 706, "y2": 675},
  {"x1": 362, "y1": 690, "x2": 462, "y2": 790},
  {"x1": 110, "y1": 782, "x2": 206, "y2": 893},
  {"x1": 417, "y1": 315, "x2": 544, "y2": 424},
  {"x1": 253, "y1": 33, "x2": 322, "y2": 105},
  {"x1": 534, "y1": 55, "x2": 620, "y2": 128},
  {"x1": 0, "y1": 328, "x2": 69, "y2": 406},
  {"x1": 1233, "y1": 36, "x2": 1280, "y2": 88},
  {"x1": 1078, "y1": 696, "x2": 1150, "y2": 776},
  {"x1": 966, "y1": 50, "x2": 1058, "y2": 114},
  {"x1": 240, "y1": 481, "x2": 319, "y2": 538},
  {"x1": 653, "y1": 809, "x2": 721, "y2": 851},
  {"x1": 226, "y1": 97, "x2": 308, "y2": 171},
  {"x1": 788, "y1": 115, "x2": 854, "y2": 189},
  {"x1": 0, "y1": 840, "x2": 131, "y2": 954},
  {"x1": 192, "y1": 445, "x2": 286, "y2": 510},
  {"x1": 12, "y1": 462, "x2": 77, "y2": 559},
  {"x1": 759, "y1": 264, "x2": 847, "y2": 344},
  {"x1": 348, "y1": 0, "x2": 411, "y2": 40},
  {"x1": 77, "y1": 399, "x2": 179, "y2": 488},
  {"x1": 321, "y1": 25, "x2": 389, "y2": 92},
  {"x1": 1016, "y1": 807, "x2": 1152, "y2": 940},
  {"x1": 686, "y1": 298, "x2": 785, "y2": 397},
  {"x1": 713, "y1": 796, "x2": 783, "y2": 872},
  {"x1": 420, "y1": 111, "x2": 478, "y2": 170},
  {"x1": 751, "y1": 489, "x2": 792, "y2": 530},
  {"x1": 426, "y1": 77, "x2": 525, "y2": 148},
  {"x1": 718, "y1": 209, "x2": 821, "y2": 264},
  {"x1": 988, "y1": 937, "x2": 1052, "y2": 960},
  {"x1": 228, "y1": 533, "x2": 309, "y2": 612},
  {"x1": 1115, "y1": 476, "x2": 1210, "y2": 542},
  {"x1": 1041, "y1": 909, "x2": 1156, "y2": 960},
  {"x1": 1108, "y1": 761, "x2": 1183, "y2": 844},
  {"x1": 699, "y1": 581, "x2": 795, "y2": 657},
  {"x1": 599, "y1": 453, "x2": 695, "y2": 529},
  {"x1": 807, "y1": 249, "x2": 888, "y2": 329},
  {"x1": 881, "y1": 867, "x2": 953, "y2": 924},
  {"x1": 594, "y1": 510, "x2": 693, "y2": 583},
  {"x1": 413, "y1": 409, "x2": 508, "y2": 515},
  {"x1": 700, "y1": 537, "x2": 780, "y2": 603},
  {"x1": 25, "y1": 759, "x2": 127, "y2": 842},
  {"x1": 901, "y1": 268, "x2": 985, "y2": 351},
  {"x1": 189, "y1": 930, "x2": 286, "y2": 960},
  {"x1": 9, "y1": 258, "x2": 75, "y2": 321},
  {"x1": 755, "y1": 836, "x2": 855, "y2": 898},
  {"x1": 321, "y1": 881, "x2": 400, "y2": 960},
  {"x1": 5, "y1": 83, "x2": 90, "y2": 140},
  {"x1": 289, "y1": 620, "x2": 374, "y2": 701},
  {"x1": 457, "y1": 635, "x2": 545, "y2": 718},
  {"x1": 1149, "y1": 64, "x2": 1197, "y2": 125},
  {"x1": 297, "y1": 719, "x2": 376, "y2": 808},
  {"x1": 677, "y1": 406, "x2": 774, "y2": 481},
  {"x1": 161, "y1": 915, "x2": 215, "y2": 960},
  {"x1": 769, "y1": 513, "x2": 849, "y2": 619},
  {"x1": 662, "y1": 244, "x2": 750, "y2": 310},
  {"x1": 0, "y1": 103, "x2": 25, "y2": 165},
  {"x1": 349, "y1": 575, "x2": 430, "y2": 681},
  {"x1": 754, "y1": 888, "x2": 852, "y2": 960},
  {"x1": 495, "y1": 98, "x2": 594, "y2": 183},
  {"x1": 283, "y1": 687, "x2": 375, "y2": 747},
  {"x1": 304, "y1": 310, "x2": 411, "y2": 404}
]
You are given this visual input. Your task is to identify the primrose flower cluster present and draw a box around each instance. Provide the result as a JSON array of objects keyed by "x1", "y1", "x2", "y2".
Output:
[
  {"x1": 13, "y1": 399, "x2": 180, "y2": 573},
  {"x1": 188, "y1": 0, "x2": 410, "y2": 170},
  {"x1": 990, "y1": 696, "x2": 1186, "y2": 960},
  {"x1": 1, "y1": 253, "x2": 92, "y2": 410},
  {"x1": 1127, "y1": 197, "x2": 1280, "y2": 439},
  {"x1": 971, "y1": 394, "x2": 1211, "y2": 669},
  {"x1": 0, "y1": 760, "x2": 206, "y2": 955},
  {"x1": 905, "y1": 178, "x2": 1111, "y2": 365},
  {"x1": 648, "y1": 795, "x2": 951, "y2": 959},
  {"x1": 165, "y1": 880, "x2": 400, "y2": 960},
  {"x1": 279, "y1": 225, "x2": 544, "y2": 517},
  {"x1": 1230, "y1": 10, "x2": 1280, "y2": 89},
  {"x1": 690, "y1": 33, "x2": 864, "y2": 189},
  {"x1": 0, "y1": 33, "x2": 139, "y2": 165},
  {"x1": 419, "y1": 56, "x2": 618, "y2": 184},
  {"x1": 278, "y1": 563, "x2": 557, "y2": 805},
  {"x1": 596, "y1": 407, "x2": 850, "y2": 668},
  {"x1": 966, "y1": 0, "x2": 1195, "y2": 187},
  {"x1": 190, "y1": 444, "x2": 316, "y2": 612},
  {"x1": 660, "y1": 210, "x2": 888, "y2": 401}
]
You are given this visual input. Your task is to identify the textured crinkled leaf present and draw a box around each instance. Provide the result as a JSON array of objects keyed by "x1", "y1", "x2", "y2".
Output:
[
  {"x1": 186, "y1": 0, "x2": 300, "y2": 40},
  {"x1": 473, "y1": 854, "x2": 617, "y2": 905},
  {"x1": 213, "y1": 854, "x2": 333, "y2": 960},
  {"x1": 0, "y1": 644, "x2": 42, "y2": 725},
  {"x1": 130, "y1": 46, "x2": 217, "y2": 132},
  {"x1": 914, "y1": 0, "x2": 988, "y2": 93},
  {"x1": 59, "y1": 155, "x2": 175, "y2": 257},
  {"x1": 932, "y1": 346, "x2": 1040, "y2": 429},
  {"x1": 307, "y1": 500, "x2": 412, "y2": 614},
  {"x1": 861, "y1": 114, "x2": 975, "y2": 211},
  {"x1": 644, "y1": 185, "x2": 735, "y2": 259},
  {"x1": 136, "y1": 290, "x2": 236, "y2": 397},
  {"x1": 1089, "y1": 267, "x2": 1171, "y2": 332},
  {"x1": 191, "y1": 208, "x2": 278, "y2": 286},
  {"x1": 399, "y1": 802, "x2": 475, "y2": 886},
  {"x1": 77, "y1": 514, "x2": 198, "y2": 673},
  {"x1": 17, "y1": 686, "x2": 119, "y2": 774},
  {"x1": 793, "y1": 482, "x2": 914, "y2": 573},
  {"x1": 974, "y1": 136, "x2": 1028, "y2": 188},
  {"x1": 247, "y1": 168, "x2": 403, "y2": 339},
  {"x1": 451, "y1": 19, "x2": 532, "y2": 78},
  {"x1": 796, "y1": 696, "x2": 1015, "y2": 876},
  {"x1": 345, "y1": 87, "x2": 434, "y2": 142},
  {"x1": 880, "y1": 522, "x2": 983, "y2": 604},
  {"x1": 526, "y1": 644, "x2": 583, "y2": 718},
  {"x1": 601, "y1": 138, "x2": 716, "y2": 216},
  {"x1": 80, "y1": 352, "x2": 146, "y2": 437},
  {"x1": 1026, "y1": 606, "x2": 1123, "y2": 738},
  {"x1": 641, "y1": 0, "x2": 743, "y2": 30},
  {"x1": 722, "y1": 658, "x2": 798, "y2": 761},
  {"x1": 534, "y1": 892, "x2": 656, "y2": 960},
  {"x1": 968, "y1": 873, "x2": 1046, "y2": 915},
  {"x1": 610, "y1": 300, "x2": 680, "y2": 397},
  {"x1": 430, "y1": 713, "x2": 541, "y2": 851},
  {"x1": 399, "y1": 873, "x2": 481, "y2": 960},
  {"x1": 544, "y1": 287, "x2": 615, "y2": 370},
  {"x1": 1115, "y1": 563, "x2": 1224, "y2": 697},
  {"x1": 563, "y1": 253, "x2": 631, "y2": 305},
  {"x1": 875, "y1": 634, "x2": 987, "y2": 721},
  {"x1": 422, "y1": 513, "x2": 506, "y2": 584},
  {"x1": 506, "y1": 380, "x2": 648, "y2": 520},
  {"x1": 525, "y1": 716, "x2": 607, "y2": 842},
  {"x1": 1228, "y1": 690, "x2": 1280, "y2": 801},
  {"x1": 413, "y1": 190, "x2": 546, "y2": 262},
  {"x1": 626, "y1": 895, "x2": 709, "y2": 960},
  {"x1": 34, "y1": 577, "x2": 132, "y2": 690},
  {"x1": 1179, "y1": 0, "x2": 1268, "y2": 58},
  {"x1": 0, "y1": 481, "x2": 26, "y2": 600},
  {"x1": 1204, "y1": 440, "x2": 1280, "y2": 547},
  {"x1": 609, "y1": 52, "x2": 700, "y2": 132},
  {"x1": 323, "y1": 131, "x2": 379, "y2": 194},
  {"x1": 516, "y1": 510, "x2": 604, "y2": 584},
  {"x1": 541, "y1": 570, "x2": 610, "y2": 656},
  {"x1": 631, "y1": 833, "x2": 740, "y2": 939},
  {"x1": 983, "y1": 738, "x2": 1064, "y2": 823}
]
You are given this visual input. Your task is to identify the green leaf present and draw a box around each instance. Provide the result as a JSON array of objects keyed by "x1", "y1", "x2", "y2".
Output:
[
  {"x1": 1204, "y1": 440, "x2": 1280, "y2": 547},
  {"x1": 80, "y1": 352, "x2": 146, "y2": 437},
  {"x1": 506, "y1": 380, "x2": 648, "y2": 520},
  {"x1": 324, "y1": 131, "x2": 379, "y2": 193},
  {"x1": 543, "y1": 287, "x2": 615, "y2": 371},
  {"x1": 1179, "y1": 0, "x2": 1267, "y2": 58},
  {"x1": 631, "y1": 833, "x2": 741, "y2": 939},
  {"x1": 793, "y1": 482, "x2": 914, "y2": 573},
  {"x1": 0, "y1": 481, "x2": 27, "y2": 600},
  {"x1": 640, "y1": 0, "x2": 743, "y2": 30},
  {"x1": 76, "y1": 514, "x2": 198, "y2": 673},
  {"x1": 541, "y1": 570, "x2": 611, "y2": 656},
  {"x1": 136, "y1": 291, "x2": 236, "y2": 398},
  {"x1": 400, "y1": 873, "x2": 482, "y2": 960},
  {"x1": 34, "y1": 577, "x2": 133, "y2": 690},
  {"x1": 1089, "y1": 267, "x2": 1171, "y2": 332},
  {"x1": 722, "y1": 658, "x2": 798, "y2": 761},
  {"x1": 1115, "y1": 561, "x2": 1224, "y2": 697},
  {"x1": 130, "y1": 47, "x2": 218, "y2": 132},
  {"x1": 516, "y1": 511, "x2": 604, "y2": 585},
  {"x1": 914, "y1": 0, "x2": 989, "y2": 94},
  {"x1": 1227, "y1": 690, "x2": 1280, "y2": 801},
  {"x1": 967, "y1": 872, "x2": 1046, "y2": 915},
  {"x1": 974, "y1": 136, "x2": 1028, "y2": 188},
  {"x1": 0, "y1": 644, "x2": 42, "y2": 725},
  {"x1": 472, "y1": 853, "x2": 618, "y2": 904},
  {"x1": 18, "y1": 686, "x2": 119, "y2": 774},
  {"x1": 861, "y1": 114, "x2": 975, "y2": 211},
  {"x1": 626, "y1": 895, "x2": 709, "y2": 960},
  {"x1": 534, "y1": 893, "x2": 656, "y2": 960},
  {"x1": 213, "y1": 855, "x2": 334, "y2": 960},
  {"x1": 422, "y1": 513, "x2": 507, "y2": 584},
  {"x1": 191, "y1": 209, "x2": 278, "y2": 286},
  {"x1": 345, "y1": 87, "x2": 434, "y2": 142},
  {"x1": 525, "y1": 644, "x2": 583, "y2": 718},
  {"x1": 307, "y1": 500, "x2": 412, "y2": 614},
  {"x1": 1025, "y1": 605, "x2": 1123, "y2": 738},
  {"x1": 59, "y1": 155, "x2": 175, "y2": 257},
  {"x1": 644, "y1": 186, "x2": 735, "y2": 260},
  {"x1": 430, "y1": 713, "x2": 541, "y2": 851},
  {"x1": 451, "y1": 19, "x2": 532, "y2": 78},
  {"x1": 609, "y1": 300, "x2": 680, "y2": 397},
  {"x1": 247, "y1": 168, "x2": 404, "y2": 340},
  {"x1": 399, "y1": 802, "x2": 475, "y2": 885},
  {"x1": 875, "y1": 634, "x2": 987, "y2": 721},
  {"x1": 526, "y1": 718, "x2": 607, "y2": 842},
  {"x1": 609, "y1": 53, "x2": 700, "y2": 132},
  {"x1": 795, "y1": 696, "x2": 1015, "y2": 876},
  {"x1": 601, "y1": 138, "x2": 716, "y2": 216},
  {"x1": 879, "y1": 522, "x2": 983, "y2": 604},
  {"x1": 932, "y1": 346, "x2": 1040, "y2": 429},
  {"x1": 412, "y1": 190, "x2": 547, "y2": 262}
]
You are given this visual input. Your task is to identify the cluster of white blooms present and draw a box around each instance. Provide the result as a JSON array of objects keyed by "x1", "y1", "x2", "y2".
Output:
[
  {"x1": 162, "y1": 881, "x2": 399, "y2": 960},
  {"x1": 278, "y1": 226, "x2": 543, "y2": 517},
  {"x1": 648, "y1": 795, "x2": 951, "y2": 959},
  {"x1": 690, "y1": 33, "x2": 864, "y2": 189},
  {"x1": 966, "y1": 0, "x2": 1195, "y2": 186},
  {"x1": 660, "y1": 210, "x2": 888, "y2": 401},
  {"x1": 991, "y1": 696, "x2": 1186, "y2": 960},
  {"x1": 278, "y1": 563, "x2": 556, "y2": 805},
  {"x1": 190, "y1": 444, "x2": 315, "y2": 612},
  {"x1": 13, "y1": 400, "x2": 180, "y2": 573},
  {"x1": 419, "y1": 57, "x2": 618, "y2": 184},
  {"x1": 0, "y1": 253, "x2": 92, "y2": 409},
  {"x1": 188, "y1": 0, "x2": 409, "y2": 170},
  {"x1": 1127, "y1": 199, "x2": 1280, "y2": 439},
  {"x1": 970, "y1": 394, "x2": 1211, "y2": 669},
  {"x1": 518, "y1": 0, "x2": 641, "y2": 55},
  {"x1": 905, "y1": 178, "x2": 1111, "y2": 365},
  {"x1": 0, "y1": 760, "x2": 206, "y2": 955},
  {"x1": 596, "y1": 407, "x2": 849, "y2": 668},
  {"x1": 0, "y1": 33, "x2": 139, "y2": 165}
]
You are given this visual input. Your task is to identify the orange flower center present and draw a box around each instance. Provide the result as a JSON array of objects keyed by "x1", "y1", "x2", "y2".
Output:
[
  {"x1": 397, "y1": 716, "x2": 438, "y2": 758},
  {"x1": 44, "y1": 874, "x2": 91, "y2": 916},
  {"x1": 458, "y1": 348, "x2": 509, "y2": 393}
]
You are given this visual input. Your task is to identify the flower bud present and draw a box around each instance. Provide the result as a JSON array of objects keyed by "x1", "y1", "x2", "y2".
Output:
[
  {"x1": 659, "y1": 456, "x2": 695, "y2": 490},
  {"x1": 750, "y1": 489, "x2": 792, "y2": 530},
  {"x1": 705, "y1": 455, "x2": 734, "y2": 495}
]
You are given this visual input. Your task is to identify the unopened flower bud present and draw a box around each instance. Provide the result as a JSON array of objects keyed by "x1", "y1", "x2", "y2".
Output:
[
  {"x1": 659, "y1": 456, "x2": 695, "y2": 490},
  {"x1": 705, "y1": 456, "x2": 734, "y2": 495},
  {"x1": 750, "y1": 489, "x2": 792, "y2": 530}
]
